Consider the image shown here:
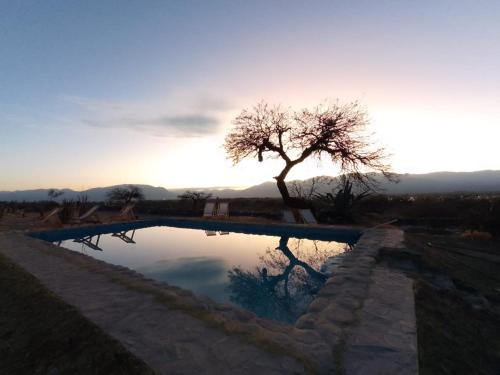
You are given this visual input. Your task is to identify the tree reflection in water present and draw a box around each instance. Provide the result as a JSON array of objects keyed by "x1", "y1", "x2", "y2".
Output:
[{"x1": 227, "y1": 236, "x2": 350, "y2": 323}]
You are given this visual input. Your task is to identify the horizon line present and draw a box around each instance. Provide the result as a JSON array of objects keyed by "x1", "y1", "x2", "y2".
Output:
[{"x1": 1, "y1": 169, "x2": 499, "y2": 193}]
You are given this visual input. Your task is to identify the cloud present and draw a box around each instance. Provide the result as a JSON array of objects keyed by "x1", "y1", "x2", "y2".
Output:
[
  {"x1": 85, "y1": 113, "x2": 222, "y2": 137},
  {"x1": 63, "y1": 93, "x2": 234, "y2": 137},
  {"x1": 192, "y1": 94, "x2": 233, "y2": 112}
]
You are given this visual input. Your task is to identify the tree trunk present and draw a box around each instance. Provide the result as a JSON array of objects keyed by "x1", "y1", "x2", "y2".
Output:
[
  {"x1": 275, "y1": 163, "x2": 309, "y2": 209},
  {"x1": 276, "y1": 177, "x2": 291, "y2": 201}
]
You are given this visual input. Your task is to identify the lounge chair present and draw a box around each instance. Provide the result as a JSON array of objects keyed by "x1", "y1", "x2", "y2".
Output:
[
  {"x1": 71, "y1": 205, "x2": 101, "y2": 224},
  {"x1": 203, "y1": 202, "x2": 216, "y2": 217},
  {"x1": 283, "y1": 210, "x2": 296, "y2": 223},
  {"x1": 112, "y1": 203, "x2": 136, "y2": 221},
  {"x1": 40, "y1": 207, "x2": 63, "y2": 224},
  {"x1": 299, "y1": 209, "x2": 317, "y2": 224},
  {"x1": 217, "y1": 202, "x2": 229, "y2": 217}
]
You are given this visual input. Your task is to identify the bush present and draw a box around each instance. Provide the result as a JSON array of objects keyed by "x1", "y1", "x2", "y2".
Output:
[{"x1": 59, "y1": 200, "x2": 76, "y2": 224}]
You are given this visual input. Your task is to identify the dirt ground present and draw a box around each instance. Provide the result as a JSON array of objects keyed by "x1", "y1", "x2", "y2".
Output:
[{"x1": 398, "y1": 231, "x2": 500, "y2": 375}]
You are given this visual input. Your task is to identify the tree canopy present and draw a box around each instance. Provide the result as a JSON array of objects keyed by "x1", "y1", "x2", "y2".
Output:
[
  {"x1": 106, "y1": 185, "x2": 145, "y2": 204},
  {"x1": 47, "y1": 189, "x2": 64, "y2": 200},
  {"x1": 177, "y1": 190, "x2": 212, "y2": 201},
  {"x1": 224, "y1": 101, "x2": 391, "y2": 207}
]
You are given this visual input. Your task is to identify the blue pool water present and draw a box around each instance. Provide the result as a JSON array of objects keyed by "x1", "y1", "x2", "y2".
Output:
[{"x1": 31, "y1": 219, "x2": 360, "y2": 323}]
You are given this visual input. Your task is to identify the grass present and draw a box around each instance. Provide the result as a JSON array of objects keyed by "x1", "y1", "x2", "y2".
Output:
[{"x1": 0, "y1": 252, "x2": 155, "y2": 375}]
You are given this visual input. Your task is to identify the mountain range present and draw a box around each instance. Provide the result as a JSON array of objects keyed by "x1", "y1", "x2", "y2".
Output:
[{"x1": 1, "y1": 170, "x2": 499, "y2": 202}]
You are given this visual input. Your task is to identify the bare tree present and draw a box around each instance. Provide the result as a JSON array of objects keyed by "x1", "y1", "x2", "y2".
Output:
[
  {"x1": 289, "y1": 176, "x2": 334, "y2": 200},
  {"x1": 316, "y1": 174, "x2": 372, "y2": 221},
  {"x1": 224, "y1": 101, "x2": 391, "y2": 208},
  {"x1": 106, "y1": 185, "x2": 145, "y2": 204},
  {"x1": 178, "y1": 190, "x2": 213, "y2": 210},
  {"x1": 47, "y1": 189, "x2": 64, "y2": 201},
  {"x1": 227, "y1": 236, "x2": 342, "y2": 322}
]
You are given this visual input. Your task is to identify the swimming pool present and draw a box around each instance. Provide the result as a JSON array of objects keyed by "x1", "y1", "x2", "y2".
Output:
[{"x1": 31, "y1": 219, "x2": 361, "y2": 323}]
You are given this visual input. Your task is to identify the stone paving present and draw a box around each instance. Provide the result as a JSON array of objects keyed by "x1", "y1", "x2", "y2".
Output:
[
  {"x1": 297, "y1": 227, "x2": 418, "y2": 373},
  {"x1": 344, "y1": 266, "x2": 418, "y2": 374},
  {"x1": 0, "y1": 224, "x2": 418, "y2": 374}
]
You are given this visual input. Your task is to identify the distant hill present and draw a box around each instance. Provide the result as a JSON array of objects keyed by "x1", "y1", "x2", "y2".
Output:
[
  {"x1": 173, "y1": 170, "x2": 500, "y2": 198},
  {"x1": 0, "y1": 184, "x2": 177, "y2": 202},
  {"x1": 374, "y1": 170, "x2": 500, "y2": 195},
  {"x1": 1, "y1": 171, "x2": 499, "y2": 202}
]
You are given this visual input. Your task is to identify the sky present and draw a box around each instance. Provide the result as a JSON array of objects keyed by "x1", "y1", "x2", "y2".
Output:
[{"x1": 1, "y1": 0, "x2": 499, "y2": 190}]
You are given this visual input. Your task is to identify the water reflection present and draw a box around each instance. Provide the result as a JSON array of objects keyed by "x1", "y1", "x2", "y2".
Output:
[
  {"x1": 73, "y1": 234, "x2": 103, "y2": 252},
  {"x1": 111, "y1": 229, "x2": 136, "y2": 243},
  {"x1": 66, "y1": 230, "x2": 136, "y2": 252},
  {"x1": 205, "y1": 230, "x2": 230, "y2": 236},
  {"x1": 54, "y1": 226, "x2": 351, "y2": 323},
  {"x1": 138, "y1": 257, "x2": 228, "y2": 301},
  {"x1": 227, "y1": 236, "x2": 348, "y2": 323}
]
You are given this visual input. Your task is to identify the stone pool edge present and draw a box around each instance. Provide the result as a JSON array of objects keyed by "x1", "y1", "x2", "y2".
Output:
[{"x1": 23, "y1": 221, "x2": 416, "y2": 373}]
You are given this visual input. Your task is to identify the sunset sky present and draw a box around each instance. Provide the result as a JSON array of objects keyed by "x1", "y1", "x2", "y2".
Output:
[{"x1": 1, "y1": 1, "x2": 499, "y2": 191}]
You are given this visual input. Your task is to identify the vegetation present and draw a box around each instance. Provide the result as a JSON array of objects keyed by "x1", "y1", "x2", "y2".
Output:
[
  {"x1": 1, "y1": 193, "x2": 499, "y2": 236},
  {"x1": 289, "y1": 176, "x2": 334, "y2": 200},
  {"x1": 315, "y1": 175, "x2": 372, "y2": 222},
  {"x1": 59, "y1": 200, "x2": 75, "y2": 224},
  {"x1": 224, "y1": 101, "x2": 391, "y2": 208},
  {"x1": 54, "y1": 195, "x2": 92, "y2": 224},
  {"x1": 47, "y1": 189, "x2": 64, "y2": 200},
  {"x1": 106, "y1": 185, "x2": 145, "y2": 204}
]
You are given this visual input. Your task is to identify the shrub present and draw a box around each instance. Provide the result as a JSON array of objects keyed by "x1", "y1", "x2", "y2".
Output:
[{"x1": 59, "y1": 200, "x2": 76, "y2": 224}]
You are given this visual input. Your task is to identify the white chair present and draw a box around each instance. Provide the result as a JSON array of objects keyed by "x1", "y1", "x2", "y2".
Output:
[
  {"x1": 217, "y1": 202, "x2": 229, "y2": 217},
  {"x1": 40, "y1": 207, "x2": 63, "y2": 224},
  {"x1": 203, "y1": 202, "x2": 216, "y2": 217},
  {"x1": 299, "y1": 209, "x2": 317, "y2": 224},
  {"x1": 112, "y1": 203, "x2": 136, "y2": 221},
  {"x1": 71, "y1": 205, "x2": 101, "y2": 224},
  {"x1": 283, "y1": 210, "x2": 296, "y2": 223}
]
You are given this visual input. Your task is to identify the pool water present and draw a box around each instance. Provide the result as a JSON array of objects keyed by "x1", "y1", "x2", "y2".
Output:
[{"x1": 35, "y1": 221, "x2": 357, "y2": 323}]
